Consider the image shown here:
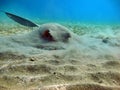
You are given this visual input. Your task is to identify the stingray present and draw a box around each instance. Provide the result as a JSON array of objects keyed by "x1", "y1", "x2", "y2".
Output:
[
  {"x1": 0, "y1": 11, "x2": 81, "y2": 55},
  {"x1": 1, "y1": 11, "x2": 72, "y2": 42},
  {"x1": 1, "y1": 10, "x2": 71, "y2": 42}
]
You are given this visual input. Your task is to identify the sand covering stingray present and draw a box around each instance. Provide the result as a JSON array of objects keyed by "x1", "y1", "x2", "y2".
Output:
[
  {"x1": 0, "y1": 23, "x2": 120, "y2": 59},
  {"x1": 0, "y1": 23, "x2": 80, "y2": 56}
]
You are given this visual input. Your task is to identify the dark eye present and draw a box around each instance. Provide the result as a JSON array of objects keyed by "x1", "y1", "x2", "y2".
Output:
[
  {"x1": 41, "y1": 30, "x2": 55, "y2": 41},
  {"x1": 62, "y1": 33, "x2": 71, "y2": 42},
  {"x1": 64, "y1": 33, "x2": 71, "y2": 39}
]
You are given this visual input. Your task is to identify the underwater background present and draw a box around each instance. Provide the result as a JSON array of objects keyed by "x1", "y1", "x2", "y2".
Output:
[
  {"x1": 0, "y1": 0, "x2": 120, "y2": 24},
  {"x1": 1, "y1": 0, "x2": 120, "y2": 90}
]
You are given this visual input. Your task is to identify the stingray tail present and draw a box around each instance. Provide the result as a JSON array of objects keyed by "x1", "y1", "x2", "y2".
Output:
[{"x1": 0, "y1": 10, "x2": 39, "y2": 27}]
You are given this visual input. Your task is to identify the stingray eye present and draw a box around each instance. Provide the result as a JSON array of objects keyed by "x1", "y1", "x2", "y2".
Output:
[
  {"x1": 64, "y1": 33, "x2": 71, "y2": 39},
  {"x1": 41, "y1": 30, "x2": 55, "y2": 41},
  {"x1": 62, "y1": 33, "x2": 71, "y2": 42}
]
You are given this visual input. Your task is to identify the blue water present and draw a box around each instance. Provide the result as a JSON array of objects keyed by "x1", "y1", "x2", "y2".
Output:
[{"x1": 0, "y1": 0, "x2": 120, "y2": 23}]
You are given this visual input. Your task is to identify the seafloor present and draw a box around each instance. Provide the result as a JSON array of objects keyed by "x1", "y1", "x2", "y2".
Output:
[{"x1": 0, "y1": 22, "x2": 120, "y2": 90}]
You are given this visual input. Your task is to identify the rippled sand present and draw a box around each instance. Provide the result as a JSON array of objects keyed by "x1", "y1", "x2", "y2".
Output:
[{"x1": 0, "y1": 23, "x2": 120, "y2": 90}]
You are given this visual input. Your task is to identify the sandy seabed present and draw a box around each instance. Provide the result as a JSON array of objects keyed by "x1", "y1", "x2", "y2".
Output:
[{"x1": 0, "y1": 23, "x2": 120, "y2": 90}]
